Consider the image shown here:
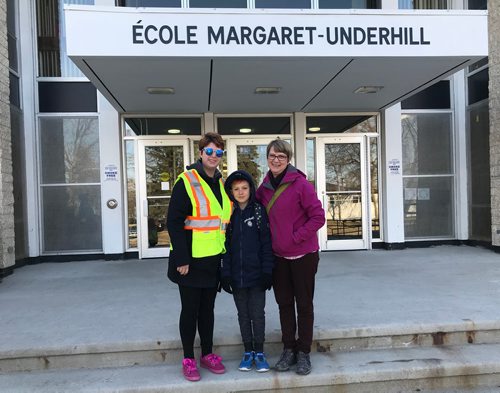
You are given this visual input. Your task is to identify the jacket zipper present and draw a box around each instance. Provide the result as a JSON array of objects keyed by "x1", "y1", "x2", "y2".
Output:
[{"x1": 239, "y1": 209, "x2": 244, "y2": 287}]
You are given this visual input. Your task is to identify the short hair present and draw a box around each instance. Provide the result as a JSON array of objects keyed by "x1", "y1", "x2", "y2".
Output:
[
  {"x1": 199, "y1": 132, "x2": 224, "y2": 150},
  {"x1": 266, "y1": 139, "x2": 293, "y2": 161},
  {"x1": 231, "y1": 179, "x2": 249, "y2": 189}
]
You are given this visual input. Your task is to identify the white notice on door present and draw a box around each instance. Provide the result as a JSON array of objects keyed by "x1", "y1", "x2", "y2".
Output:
[{"x1": 161, "y1": 182, "x2": 170, "y2": 191}]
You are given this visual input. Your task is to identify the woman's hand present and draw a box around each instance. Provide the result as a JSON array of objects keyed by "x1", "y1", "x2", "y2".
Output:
[{"x1": 177, "y1": 265, "x2": 189, "y2": 275}]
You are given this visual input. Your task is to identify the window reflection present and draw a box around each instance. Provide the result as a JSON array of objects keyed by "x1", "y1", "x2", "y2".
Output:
[
  {"x1": 399, "y1": 0, "x2": 447, "y2": 9},
  {"x1": 126, "y1": 141, "x2": 137, "y2": 249},
  {"x1": 42, "y1": 185, "x2": 102, "y2": 251},
  {"x1": 37, "y1": 0, "x2": 94, "y2": 77},
  {"x1": 402, "y1": 112, "x2": 454, "y2": 239},
  {"x1": 40, "y1": 117, "x2": 100, "y2": 184},
  {"x1": 370, "y1": 138, "x2": 380, "y2": 239},
  {"x1": 319, "y1": 0, "x2": 379, "y2": 8},
  {"x1": 39, "y1": 116, "x2": 101, "y2": 253},
  {"x1": 402, "y1": 113, "x2": 452, "y2": 175}
]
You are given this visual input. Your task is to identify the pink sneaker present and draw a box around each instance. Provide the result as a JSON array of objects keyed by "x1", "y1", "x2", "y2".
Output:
[
  {"x1": 200, "y1": 353, "x2": 226, "y2": 374},
  {"x1": 182, "y1": 358, "x2": 201, "y2": 382}
]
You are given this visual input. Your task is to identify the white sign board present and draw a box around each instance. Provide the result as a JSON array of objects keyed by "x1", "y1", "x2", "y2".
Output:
[{"x1": 65, "y1": 6, "x2": 488, "y2": 58}]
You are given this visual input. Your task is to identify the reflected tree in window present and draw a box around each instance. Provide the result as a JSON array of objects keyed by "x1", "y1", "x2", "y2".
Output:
[
  {"x1": 64, "y1": 118, "x2": 100, "y2": 183},
  {"x1": 325, "y1": 143, "x2": 362, "y2": 239},
  {"x1": 237, "y1": 145, "x2": 262, "y2": 187}
]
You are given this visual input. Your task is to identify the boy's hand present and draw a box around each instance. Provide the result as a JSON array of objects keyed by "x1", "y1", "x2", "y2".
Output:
[
  {"x1": 220, "y1": 277, "x2": 233, "y2": 294},
  {"x1": 177, "y1": 265, "x2": 189, "y2": 275},
  {"x1": 260, "y1": 273, "x2": 273, "y2": 291}
]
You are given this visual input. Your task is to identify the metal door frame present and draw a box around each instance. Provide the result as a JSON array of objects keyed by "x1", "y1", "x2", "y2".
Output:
[
  {"x1": 316, "y1": 135, "x2": 371, "y2": 251},
  {"x1": 137, "y1": 139, "x2": 190, "y2": 258}
]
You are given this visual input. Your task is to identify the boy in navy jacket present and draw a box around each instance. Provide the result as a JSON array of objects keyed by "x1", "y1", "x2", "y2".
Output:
[{"x1": 221, "y1": 170, "x2": 274, "y2": 372}]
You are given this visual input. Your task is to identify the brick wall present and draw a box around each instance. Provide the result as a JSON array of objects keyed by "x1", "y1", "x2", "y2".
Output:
[
  {"x1": 0, "y1": 0, "x2": 15, "y2": 269},
  {"x1": 490, "y1": 0, "x2": 500, "y2": 247}
]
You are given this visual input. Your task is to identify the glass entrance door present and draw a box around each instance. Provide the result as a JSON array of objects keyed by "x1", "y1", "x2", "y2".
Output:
[
  {"x1": 137, "y1": 140, "x2": 189, "y2": 258},
  {"x1": 317, "y1": 136, "x2": 370, "y2": 250},
  {"x1": 227, "y1": 138, "x2": 282, "y2": 187}
]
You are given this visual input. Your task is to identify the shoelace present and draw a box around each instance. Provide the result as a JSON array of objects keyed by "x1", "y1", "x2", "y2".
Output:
[{"x1": 205, "y1": 354, "x2": 222, "y2": 365}]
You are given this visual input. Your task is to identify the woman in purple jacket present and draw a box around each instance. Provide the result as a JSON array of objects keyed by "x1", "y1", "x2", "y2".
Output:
[{"x1": 256, "y1": 139, "x2": 325, "y2": 376}]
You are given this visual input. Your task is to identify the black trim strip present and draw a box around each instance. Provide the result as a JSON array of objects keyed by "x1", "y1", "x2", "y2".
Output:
[
  {"x1": 208, "y1": 59, "x2": 213, "y2": 112},
  {"x1": 82, "y1": 58, "x2": 126, "y2": 112},
  {"x1": 381, "y1": 59, "x2": 471, "y2": 110},
  {"x1": 301, "y1": 59, "x2": 354, "y2": 111}
]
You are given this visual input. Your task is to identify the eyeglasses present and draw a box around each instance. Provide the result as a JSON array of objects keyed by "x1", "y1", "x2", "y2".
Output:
[
  {"x1": 202, "y1": 147, "x2": 224, "y2": 158},
  {"x1": 268, "y1": 153, "x2": 288, "y2": 162}
]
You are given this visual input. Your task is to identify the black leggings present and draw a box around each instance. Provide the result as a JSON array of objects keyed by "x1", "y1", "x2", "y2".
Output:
[{"x1": 178, "y1": 285, "x2": 218, "y2": 359}]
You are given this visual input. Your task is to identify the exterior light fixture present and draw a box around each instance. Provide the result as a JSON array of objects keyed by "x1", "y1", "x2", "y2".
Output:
[
  {"x1": 147, "y1": 87, "x2": 175, "y2": 94},
  {"x1": 308, "y1": 127, "x2": 321, "y2": 132},
  {"x1": 167, "y1": 128, "x2": 181, "y2": 134},
  {"x1": 239, "y1": 128, "x2": 252, "y2": 134},
  {"x1": 353, "y1": 86, "x2": 383, "y2": 94},
  {"x1": 254, "y1": 87, "x2": 281, "y2": 94}
]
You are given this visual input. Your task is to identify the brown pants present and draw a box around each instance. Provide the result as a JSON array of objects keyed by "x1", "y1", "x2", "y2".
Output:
[{"x1": 273, "y1": 252, "x2": 319, "y2": 354}]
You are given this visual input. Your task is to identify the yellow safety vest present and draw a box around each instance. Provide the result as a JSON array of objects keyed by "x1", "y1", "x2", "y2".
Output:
[{"x1": 176, "y1": 169, "x2": 232, "y2": 258}]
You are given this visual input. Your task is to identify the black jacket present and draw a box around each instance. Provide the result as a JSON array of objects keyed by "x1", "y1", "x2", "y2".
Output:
[
  {"x1": 166, "y1": 161, "x2": 225, "y2": 288},
  {"x1": 221, "y1": 170, "x2": 274, "y2": 288}
]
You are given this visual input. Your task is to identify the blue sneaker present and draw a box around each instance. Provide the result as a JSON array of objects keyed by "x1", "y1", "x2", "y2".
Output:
[
  {"x1": 238, "y1": 351, "x2": 254, "y2": 371},
  {"x1": 254, "y1": 352, "x2": 270, "y2": 372}
]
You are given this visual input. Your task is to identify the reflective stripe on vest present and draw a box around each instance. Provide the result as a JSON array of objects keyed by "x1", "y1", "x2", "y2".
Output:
[{"x1": 176, "y1": 169, "x2": 232, "y2": 258}]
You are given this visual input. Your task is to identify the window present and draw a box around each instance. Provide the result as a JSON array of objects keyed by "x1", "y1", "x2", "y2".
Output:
[
  {"x1": 306, "y1": 115, "x2": 377, "y2": 134},
  {"x1": 217, "y1": 117, "x2": 291, "y2": 135},
  {"x1": 401, "y1": 81, "x2": 450, "y2": 110},
  {"x1": 468, "y1": 69, "x2": 489, "y2": 105},
  {"x1": 190, "y1": 0, "x2": 246, "y2": 8},
  {"x1": 466, "y1": 56, "x2": 490, "y2": 241},
  {"x1": 117, "y1": 0, "x2": 181, "y2": 6},
  {"x1": 468, "y1": 104, "x2": 490, "y2": 241},
  {"x1": 467, "y1": 0, "x2": 487, "y2": 9},
  {"x1": 124, "y1": 117, "x2": 202, "y2": 136},
  {"x1": 38, "y1": 82, "x2": 97, "y2": 112},
  {"x1": 36, "y1": 0, "x2": 94, "y2": 77},
  {"x1": 7, "y1": 0, "x2": 20, "y2": 108},
  {"x1": 255, "y1": 0, "x2": 311, "y2": 8},
  {"x1": 399, "y1": 0, "x2": 447, "y2": 9},
  {"x1": 7, "y1": 0, "x2": 18, "y2": 72},
  {"x1": 402, "y1": 113, "x2": 454, "y2": 238},
  {"x1": 125, "y1": 140, "x2": 137, "y2": 249},
  {"x1": 319, "y1": 0, "x2": 379, "y2": 8},
  {"x1": 117, "y1": 0, "x2": 381, "y2": 8},
  {"x1": 39, "y1": 117, "x2": 102, "y2": 252}
]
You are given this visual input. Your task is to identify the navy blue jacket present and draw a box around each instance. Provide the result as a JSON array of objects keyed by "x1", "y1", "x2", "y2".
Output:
[{"x1": 222, "y1": 171, "x2": 274, "y2": 289}]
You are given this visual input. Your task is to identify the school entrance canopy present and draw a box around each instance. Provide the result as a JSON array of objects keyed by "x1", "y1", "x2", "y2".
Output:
[{"x1": 64, "y1": 6, "x2": 488, "y2": 114}]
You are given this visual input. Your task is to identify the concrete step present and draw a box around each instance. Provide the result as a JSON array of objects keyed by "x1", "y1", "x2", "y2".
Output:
[
  {"x1": 2, "y1": 322, "x2": 500, "y2": 373},
  {"x1": 2, "y1": 343, "x2": 500, "y2": 393}
]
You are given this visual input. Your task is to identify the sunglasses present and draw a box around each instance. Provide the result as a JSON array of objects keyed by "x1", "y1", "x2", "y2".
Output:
[{"x1": 202, "y1": 147, "x2": 224, "y2": 158}]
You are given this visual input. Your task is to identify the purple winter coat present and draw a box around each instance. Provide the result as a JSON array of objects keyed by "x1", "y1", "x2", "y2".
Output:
[{"x1": 256, "y1": 165, "x2": 325, "y2": 258}]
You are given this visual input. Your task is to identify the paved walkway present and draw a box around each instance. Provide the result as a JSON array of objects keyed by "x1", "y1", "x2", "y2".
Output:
[{"x1": 1, "y1": 245, "x2": 500, "y2": 356}]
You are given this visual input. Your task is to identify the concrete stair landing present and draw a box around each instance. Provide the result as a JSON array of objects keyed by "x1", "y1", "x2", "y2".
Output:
[{"x1": 2, "y1": 246, "x2": 500, "y2": 392}]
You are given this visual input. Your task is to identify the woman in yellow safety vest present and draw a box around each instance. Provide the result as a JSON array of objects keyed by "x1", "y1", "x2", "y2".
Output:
[{"x1": 167, "y1": 132, "x2": 232, "y2": 382}]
